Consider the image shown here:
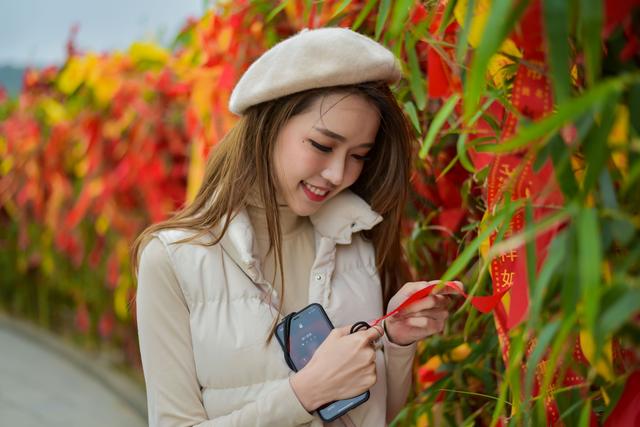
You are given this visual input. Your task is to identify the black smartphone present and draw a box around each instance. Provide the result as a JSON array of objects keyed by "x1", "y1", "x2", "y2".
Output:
[{"x1": 275, "y1": 303, "x2": 370, "y2": 422}]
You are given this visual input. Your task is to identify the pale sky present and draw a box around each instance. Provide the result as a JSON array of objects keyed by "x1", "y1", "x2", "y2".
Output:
[{"x1": 0, "y1": 0, "x2": 205, "y2": 66}]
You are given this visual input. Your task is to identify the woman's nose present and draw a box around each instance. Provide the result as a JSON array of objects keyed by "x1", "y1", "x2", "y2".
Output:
[{"x1": 320, "y1": 155, "x2": 346, "y2": 187}]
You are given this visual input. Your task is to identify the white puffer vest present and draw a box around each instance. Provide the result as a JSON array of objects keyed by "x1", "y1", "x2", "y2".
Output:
[{"x1": 154, "y1": 190, "x2": 412, "y2": 426}]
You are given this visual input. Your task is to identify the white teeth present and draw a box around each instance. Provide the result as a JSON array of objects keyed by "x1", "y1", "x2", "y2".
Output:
[{"x1": 303, "y1": 182, "x2": 329, "y2": 196}]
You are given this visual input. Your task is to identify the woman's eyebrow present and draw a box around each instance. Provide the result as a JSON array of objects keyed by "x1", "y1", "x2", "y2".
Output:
[
  {"x1": 312, "y1": 125, "x2": 374, "y2": 148},
  {"x1": 313, "y1": 125, "x2": 346, "y2": 141}
]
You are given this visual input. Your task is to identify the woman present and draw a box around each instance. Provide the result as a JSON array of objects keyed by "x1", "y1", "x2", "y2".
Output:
[{"x1": 133, "y1": 27, "x2": 454, "y2": 426}]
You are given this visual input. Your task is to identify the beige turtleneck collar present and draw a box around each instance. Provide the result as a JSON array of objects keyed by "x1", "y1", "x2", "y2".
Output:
[
  {"x1": 244, "y1": 187, "x2": 315, "y2": 314},
  {"x1": 245, "y1": 188, "x2": 309, "y2": 240}
]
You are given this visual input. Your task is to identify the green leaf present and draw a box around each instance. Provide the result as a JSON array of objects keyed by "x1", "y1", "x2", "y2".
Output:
[
  {"x1": 629, "y1": 83, "x2": 640, "y2": 134},
  {"x1": 578, "y1": 398, "x2": 592, "y2": 427},
  {"x1": 536, "y1": 312, "x2": 577, "y2": 419},
  {"x1": 524, "y1": 320, "x2": 561, "y2": 401},
  {"x1": 548, "y1": 134, "x2": 579, "y2": 198},
  {"x1": 475, "y1": 74, "x2": 637, "y2": 154},
  {"x1": 600, "y1": 289, "x2": 640, "y2": 337},
  {"x1": 440, "y1": 199, "x2": 519, "y2": 283},
  {"x1": 375, "y1": 0, "x2": 391, "y2": 40},
  {"x1": 456, "y1": 133, "x2": 475, "y2": 172},
  {"x1": 560, "y1": 225, "x2": 580, "y2": 327},
  {"x1": 438, "y1": 0, "x2": 458, "y2": 36},
  {"x1": 403, "y1": 101, "x2": 421, "y2": 135},
  {"x1": 266, "y1": 1, "x2": 288, "y2": 22},
  {"x1": 579, "y1": 0, "x2": 603, "y2": 86},
  {"x1": 528, "y1": 231, "x2": 567, "y2": 330},
  {"x1": 389, "y1": 0, "x2": 413, "y2": 38},
  {"x1": 525, "y1": 202, "x2": 537, "y2": 305},
  {"x1": 455, "y1": 0, "x2": 474, "y2": 64},
  {"x1": 352, "y1": 0, "x2": 377, "y2": 31},
  {"x1": 420, "y1": 94, "x2": 460, "y2": 159},
  {"x1": 331, "y1": 0, "x2": 352, "y2": 19},
  {"x1": 464, "y1": 0, "x2": 529, "y2": 121},
  {"x1": 542, "y1": 0, "x2": 571, "y2": 104},
  {"x1": 577, "y1": 208, "x2": 602, "y2": 354},
  {"x1": 405, "y1": 36, "x2": 427, "y2": 111},
  {"x1": 582, "y1": 94, "x2": 618, "y2": 195}
]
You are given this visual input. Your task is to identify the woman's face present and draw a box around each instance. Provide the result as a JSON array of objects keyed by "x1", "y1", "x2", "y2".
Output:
[{"x1": 273, "y1": 93, "x2": 380, "y2": 216}]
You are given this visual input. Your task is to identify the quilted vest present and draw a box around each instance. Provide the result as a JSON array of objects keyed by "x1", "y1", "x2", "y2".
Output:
[{"x1": 155, "y1": 190, "x2": 391, "y2": 426}]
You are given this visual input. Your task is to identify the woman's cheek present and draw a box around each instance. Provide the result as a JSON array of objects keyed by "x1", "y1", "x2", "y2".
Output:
[
  {"x1": 298, "y1": 150, "x2": 326, "y2": 174},
  {"x1": 344, "y1": 161, "x2": 364, "y2": 187}
]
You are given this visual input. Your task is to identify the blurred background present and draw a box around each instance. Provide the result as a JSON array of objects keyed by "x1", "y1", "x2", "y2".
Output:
[
  {"x1": 0, "y1": 0, "x2": 202, "y2": 94},
  {"x1": 1, "y1": 1, "x2": 639, "y2": 426}
]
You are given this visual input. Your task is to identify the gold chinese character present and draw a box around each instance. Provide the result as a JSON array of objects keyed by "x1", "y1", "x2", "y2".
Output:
[
  {"x1": 500, "y1": 250, "x2": 517, "y2": 262},
  {"x1": 501, "y1": 269, "x2": 515, "y2": 286}
]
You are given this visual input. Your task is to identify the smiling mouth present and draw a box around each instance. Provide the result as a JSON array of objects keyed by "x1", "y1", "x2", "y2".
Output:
[{"x1": 301, "y1": 181, "x2": 330, "y2": 201}]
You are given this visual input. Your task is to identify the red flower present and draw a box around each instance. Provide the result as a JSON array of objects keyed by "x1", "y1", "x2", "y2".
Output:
[
  {"x1": 98, "y1": 311, "x2": 115, "y2": 339},
  {"x1": 75, "y1": 303, "x2": 91, "y2": 333}
]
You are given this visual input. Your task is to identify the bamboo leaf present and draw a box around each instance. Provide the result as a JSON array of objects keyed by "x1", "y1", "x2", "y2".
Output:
[
  {"x1": 331, "y1": 0, "x2": 352, "y2": 19},
  {"x1": 542, "y1": 0, "x2": 571, "y2": 103},
  {"x1": 577, "y1": 208, "x2": 602, "y2": 355},
  {"x1": 475, "y1": 74, "x2": 637, "y2": 154},
  {"x1": 455, "y1": 0, "x2": 474, "y2": 64},
  {"x1": 405, "y1": 36, "x2": 427, "y2": 111},
  {"x1": 266, "y1": 1, "x2": 288, "y2": 22},
  {"x1": 375, "y1": 0, "x2": 391, "y2": 40},
  {"x1": 629, "y1": 83, "x2": 640, "y2": 134},
  {"x1": 457, "y1": 133, "x2": 475, "y2": 172},
  {"x1": 582, "y1": 95, "x2": 618, "y2": 194},
  {"x1": 524, "y1": 320, "x2": 561, "y2": 401},
  {"x1": 440, "y1": 199, "x2": 519, "y2": 283},
  {"x1": 437, "y1": 0, "x2": 458, "y2": 36},
  {"x1": 579, "y1": 0, "x2": 603, "y2": 86},
  {"x1": 537, "y1": 312, "x2": 577, "y2": 419},
  {"x1": 464, "y1": 0, "x2": 529, "y2": 121},
  {"x1": 600, "y1": 289, "x2": 640, "y2": 337},
  {"x1": 548, "y1": 134, "x2": 579, "y2": 198},
  {"x1": 528, "y1": 231, "x2": 567, "y2": 330},
  {"x1": 352, "y1": 0, "x2": 377, "y2": 31},
  {"x1": 389, "y1": 0, "x2": 413, "y2": 38},
  {"x1": 578, "y1": 399, "x2": 592, "y2": 427},
  {"x1": 403, "y1": 101, "x2": 421, "y2": 135},
  {"x1": 420, "y1": 94, "x2": 460, "y2": 159}
]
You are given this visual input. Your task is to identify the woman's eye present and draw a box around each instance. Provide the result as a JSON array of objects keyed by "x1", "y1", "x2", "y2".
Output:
[
  {"x1": 309, "y1": 139, "x2": 332, "y2": 153},
  {"x1": 352, "y1": 154, "x2": 370, "y2": 161}
]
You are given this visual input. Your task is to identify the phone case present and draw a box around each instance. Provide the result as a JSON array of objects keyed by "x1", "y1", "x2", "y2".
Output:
[{"x1": 275, "y1": 303, "x2": 370, "y2": 422}]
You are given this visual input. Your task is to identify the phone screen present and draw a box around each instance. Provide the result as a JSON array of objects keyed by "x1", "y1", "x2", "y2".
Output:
[
  {"x1": 275, "y1": 303, "x2": 370, "y2": 422},
  {"x1": 276, "y1": 303, "x2": 332, "y2": 369}
]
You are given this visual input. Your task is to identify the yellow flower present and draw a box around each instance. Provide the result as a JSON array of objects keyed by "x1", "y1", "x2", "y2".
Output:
[
  {"x1": 454, "y1": 0, "x2": 521, "y2": 88},
  {"x1": 128, "y1": 41, "x2": 170, "y2": 67},
  {"x1": 579, "y1": 330, "x2": 614, "y2": 381},
  {"x1": 58, "y1": 53, "x2": 99, "y2": 94},
  {"x1": 609, "y1": 105, "x2": 629, "y2": 175},
  {"x1": 40, "y1": 97, "x2": 68, "y2": 125}
]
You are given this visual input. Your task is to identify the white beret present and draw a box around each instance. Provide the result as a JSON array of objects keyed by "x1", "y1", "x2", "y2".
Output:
[{"x1": 229, "y1": 27, "x2": 402, "y2": 115}]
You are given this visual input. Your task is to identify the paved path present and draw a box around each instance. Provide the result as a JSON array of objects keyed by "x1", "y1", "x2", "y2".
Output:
[{"x1": 0, "y1": 315, "x2": 147, "y2": 427}]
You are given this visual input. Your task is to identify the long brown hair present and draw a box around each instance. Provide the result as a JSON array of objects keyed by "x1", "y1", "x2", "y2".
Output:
[{"x1": 131, "y1": 81, "x2": 414, "y2": 331}]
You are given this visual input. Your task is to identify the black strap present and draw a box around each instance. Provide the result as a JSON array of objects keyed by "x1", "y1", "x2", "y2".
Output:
[{"x1": 350, "y1": 321, "x2": 371, "y2": 334}]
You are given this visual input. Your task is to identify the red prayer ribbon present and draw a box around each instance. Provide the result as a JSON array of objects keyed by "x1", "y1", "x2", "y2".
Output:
[{"x1": 369, "y1": 281, "x2": 511, "y2": 327}]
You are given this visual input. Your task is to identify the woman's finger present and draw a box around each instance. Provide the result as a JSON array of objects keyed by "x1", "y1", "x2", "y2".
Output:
[
  {"x1": 406, "y1": 316, "x2": 430, "y2": 329},
  {"x1": 393, "y1": 295, "x2": 449, "y2": 316},
  {"x1": 407, "y1": 309, "x2": 449, "y2": 321}
]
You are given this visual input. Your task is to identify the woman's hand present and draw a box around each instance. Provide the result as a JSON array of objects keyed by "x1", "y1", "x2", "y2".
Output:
[
  {"x1": 290, "y1": 325, "x2": 382, "y2": 412},
  {"x1": 383, "y1": 280, "x2": 461, "y2": 346}
]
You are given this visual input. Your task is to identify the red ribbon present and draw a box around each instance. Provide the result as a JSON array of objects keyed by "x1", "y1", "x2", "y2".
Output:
[{"x1": 370, "y1": 281, "x2": 510, "y2": 327}]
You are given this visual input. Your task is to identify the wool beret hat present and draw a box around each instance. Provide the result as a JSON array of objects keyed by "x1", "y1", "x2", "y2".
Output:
[{"x1": 229, "y1": 27, "x2": 402, "y2": 115}]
